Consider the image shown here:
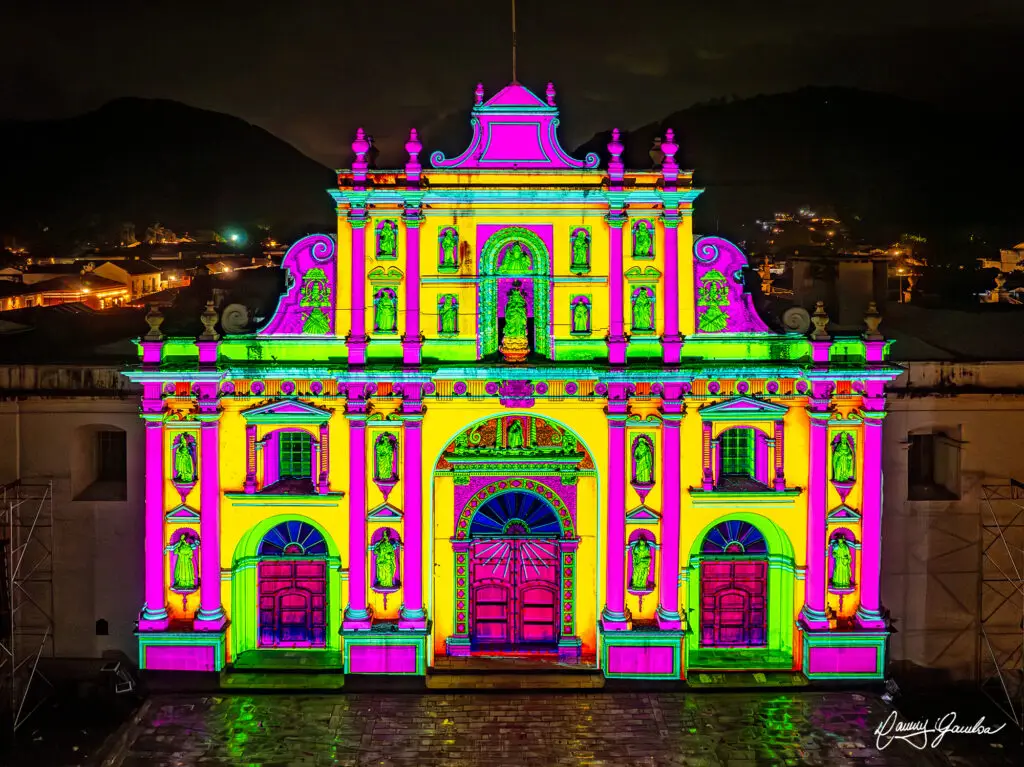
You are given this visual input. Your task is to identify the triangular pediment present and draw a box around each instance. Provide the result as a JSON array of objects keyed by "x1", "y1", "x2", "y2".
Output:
[
  {"x1": 827, "y1": 504, "x2": 861, "y2": 521},
  {"x1": 626, "y1": 505, "x2": 661, "y2": 523},
  {"x1": 699, "y1": 395, "x2": 789, "y2": 422},
  {"x1": 165, "y1": 504, "x2": 200, "y2": 522},
  {"x1": 368, "y1": 502, "x2": 403, "y2": 520},
  {"x1": 242, "y1": 399, "x2": 331, "y2": 424}
]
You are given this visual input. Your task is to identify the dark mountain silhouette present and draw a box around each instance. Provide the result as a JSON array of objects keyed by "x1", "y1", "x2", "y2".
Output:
[
  {"x1": 0, "y1": 98, "x2": 335, "y2": 246},
  {"x1": 574, "y1": 87, "x2": 1024, "y2": 260}
]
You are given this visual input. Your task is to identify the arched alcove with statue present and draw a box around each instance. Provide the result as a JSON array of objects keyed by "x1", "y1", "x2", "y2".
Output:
[{"x1": 431, "y1": 413, "x2": 598, "y2": 663}]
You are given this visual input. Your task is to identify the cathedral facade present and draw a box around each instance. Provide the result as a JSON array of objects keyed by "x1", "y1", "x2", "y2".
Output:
[{"x1": 129, "y1": 81, "x2": 898, "y2": 681}]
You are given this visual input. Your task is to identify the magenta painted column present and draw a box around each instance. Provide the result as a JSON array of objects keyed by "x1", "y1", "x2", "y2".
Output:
[
  {"x1": 857, "y1": 410, "x2": 887, "y2": 629},
  {"x1": 661, "y1": 214, "x2": 683, "y2": 364},
  {"x1": 401, "y1": 209, "x2": 422, "y2": 365},
  {"x1": 344, "y1": 413, "x2": 372, "y2": 629},
  {"x1": 318, "y1": 422, "x2": 330, "y2": 494},
  {"x1": 244, "y1": 424, "x2": 257, "y2": 493},
  {"x1": 194, "y1": 418, "x2": 226, "y2": 629},
  {"x1": 701, "y1": 420, "x2": 714, "y2": 491},
  {"x1": 773, "y1": 419, "x2": 787, "y2": 491},
  {"x1": 348, "y1": 213, "x2": 369, "y2": 365},
  {"x1": 601, "y1": 387, "x2": 629, "y2": 630},
  {"x1": 139, "y1": 418, "x2": 168, "y2": 629},
  {"x1": 399, "y1": 409, "x2": 426, "y2": 628},
  {"x1": 656, "y1": 394, "x2": 682, "y2": 629},
  {"x1": 607, "y1": 212, "x2": 628, "y2": 365},
  {"x1": 801, "y1": 407, "x2": 830, "y2": 629}
]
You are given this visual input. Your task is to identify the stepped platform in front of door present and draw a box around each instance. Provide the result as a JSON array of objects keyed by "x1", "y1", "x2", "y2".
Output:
[{"x1": 221, "y1": 649, "x2": 346, "y2": 691}]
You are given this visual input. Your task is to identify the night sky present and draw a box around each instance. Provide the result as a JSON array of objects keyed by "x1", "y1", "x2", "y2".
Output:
[{"x1": 2, "y1": 1, "x2": 1022, "y2": 167}]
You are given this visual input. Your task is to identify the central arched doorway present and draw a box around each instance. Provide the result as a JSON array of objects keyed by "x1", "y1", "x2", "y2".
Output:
[
  {"x1": 257, "y1": 521, "x2": 328, "y2": 648},
  {"x1": 698, "y1": 520, "x2": 768, "y2": 647}
]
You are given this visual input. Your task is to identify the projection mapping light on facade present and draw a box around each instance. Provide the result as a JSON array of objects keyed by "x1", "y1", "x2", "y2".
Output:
[{"x1": 126, "y1": 80, "x2": 899, "y2": 681}]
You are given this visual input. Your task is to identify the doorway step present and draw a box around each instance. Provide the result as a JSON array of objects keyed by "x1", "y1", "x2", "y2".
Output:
[
  {"x1": 685, "y1": 671, "x2": 809, "y2": 690},
  {"x1": 427, "y1": 653, "x2": 603, "y2": 690},
  {"x1": 220, "y1": 649, "x2": 345, "y2": 691}
]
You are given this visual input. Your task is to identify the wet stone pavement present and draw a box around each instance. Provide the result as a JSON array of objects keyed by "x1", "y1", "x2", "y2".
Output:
[{"x1": 95, "y1": 690, "x2": 1021, "y2": 767}]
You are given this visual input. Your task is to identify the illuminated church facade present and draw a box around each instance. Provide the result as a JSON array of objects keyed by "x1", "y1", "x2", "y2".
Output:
[{"x1": 128, "y1": 81, "x2": 899, "y2": 681}]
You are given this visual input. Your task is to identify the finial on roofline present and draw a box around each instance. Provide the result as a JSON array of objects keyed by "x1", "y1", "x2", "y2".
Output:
[
  {"x1": 352, "y1": 128, "x2": 370, "y2": 184},
  {"x1": 863, "y1": 301, "x2": 883, "y2": 339},
  {"x1": 810, "y1": 300, "x2": 831, "y2": 341},
  {"x1": 199, "y1": 299, "x2": 220, "y2": 342},
  {"x1": 405, "y1": 128, "x2": 422, "y2": 184},
  {"x1": 546, "y1": 82, "x2": 556, "y2": 107},
  {"x1": 144, "y1": 304, "x2": 164, "y2": 341},
  {"x1": 608, "y1": 128, "x2": 624, "y2": 185},
  {"x1": 661, "y1": 128, "x2": 679, "y2": 186},
  {"x1": 475, "y1": 83, "x2": 485, "y2": 106}
]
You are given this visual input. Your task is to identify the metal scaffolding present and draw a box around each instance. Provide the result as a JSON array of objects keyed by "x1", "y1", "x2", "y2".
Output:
[
  {"x1": 979, "y1": 480, "x2": 1024, "y2": 730},
  {"x1": 0, "y1": 481, "x2": 54, "y2": 734}
]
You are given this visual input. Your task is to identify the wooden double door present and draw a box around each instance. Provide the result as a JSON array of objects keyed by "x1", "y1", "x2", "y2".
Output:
[
  {"x1": 257, "y1": 559, "x2": 327, "y2": 647},
  {"x1": 699, "y1": 559, "x2": 768, "y2": 647}
]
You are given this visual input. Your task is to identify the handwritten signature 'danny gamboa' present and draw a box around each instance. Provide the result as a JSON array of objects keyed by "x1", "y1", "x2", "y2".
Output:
[{"x1": 874, "y1": 711, "x2": 1007, "y2": 751}]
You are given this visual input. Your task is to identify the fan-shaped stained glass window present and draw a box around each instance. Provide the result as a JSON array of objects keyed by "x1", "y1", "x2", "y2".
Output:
[
  {"x1": 259, "y1": 520, "x2": 328, "y2": 556},
  {"x1": 469, "y1": 491, "x2": 562, "y2": 537},
  {"x1": 701, "y1": 520, "x2": 767, "y2": 555}
]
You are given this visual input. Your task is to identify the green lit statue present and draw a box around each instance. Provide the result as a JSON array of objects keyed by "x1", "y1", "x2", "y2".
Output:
[
  {"x1": 173, "y1": 434, "x2": 196, "y2": 484},
  {"x1": 572, "y1": 300, "x2": 589, "y2": 333},
  {"x1": 571, "y1": 230, "x2": 590, "y2": 270},
  {"x1": 507, "y1": 420, "x2": 524, "y2": 449},
  {"x1": 440, "y1": 229, "x2": 457, "y2": 268},
  {"x1": 633, "y1": 436, "x2": 654, "y2": 484},
  {"x1": 379, "y1": 221, "x2": 397, "y2": 256},
  {"x1": 166, "y1": 533, "x2": 199, "y2": 591},
  {"x1": 832, "y1": 432, "x2": 855, "y2": 483},
  {"x1": 439, "y1": 296, "x2": 458, "y2": 333},
  {"x1": 500, "y1": 243, "x2": 532, "y2": 274},
  {"x1": 375, "y1": 290, "x2": 396, "y2": 332},
  {"x1": 830, "y1": 536, "x2": 853, "y2": 589},
  {"x1": 300, "y1": 267, "x2": 331, "y2": 335},
  {"x1": 375, "y1": 434, "x2": 396, "y2": 481},
  {"x1": 373, "y1": 529, "x2": 398, "y2": 589},
  {"x1": 634, "y1": 221, "x2": 652, "y2": 257},
  {"x1": 632, "y1": 289, "x2": 653, "y2": 331},
  {"x1": 630, "y1": 537, "x2": 652, "y2": 591},
  {"x1": 503, "y1": 287, "x2": 528, "y2": 339}
]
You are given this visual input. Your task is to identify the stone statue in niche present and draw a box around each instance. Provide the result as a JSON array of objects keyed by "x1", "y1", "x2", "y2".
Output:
[
  {"x1": 831, "y1": 431, "x2": 855, "y2": 483},
  {"x1": 500, "y1": 242, "x2": 532, "y2": 274},
  {"x1": 439, "y1": 295, "x2": 458, "y2": 333},
  {"x1": 166, "y1": 532, "x2": 199, "y2": 591},
  {"x1": 634, "y1": 220, "x2": 652, "y2": 257},
  {"x1": 571, "y1": 229, "x2": 590, "y2": 270},
  {"x1": 632, "y1": 289, "x2": 653, "y2": 331},
  {"x1": 571, "y1": 300, "x2": 589, "y2": 333},
  {"x1": 373, "y1": 529, "x2": 398, "y2": 589},
  {"x1": 630, "y1": 536, "x2": 652, "y2": 590},
  {"x1": 440, "y1": 229, "x2": 457, "y2": 268},
  {"x1": 173, "y1": 434, "x2": 197, "y2": 484},
  {"x1": 300, "y1": 267, "x2": 331, "y2": 335},
  {"x1": 378, "y1": 220, "x2": 397, "y2": 256},
  {"x1": 830, "y1": 535, "x2": 853, "y2": 589},
  {"x1": 375, "y1": 433, "x2": 397, "y2": 481},
  {"x1": 507, "y1": 420, "x2": 524, "y2": 449},
  {"x1": 499, "y1": 283, "x2": 530, "y2": 362},
  {"x1": 697, "y1": 270, "x2": 730, "y2": 332},
  {"x1": 374, "y1": 290, "x2": 397, "y2": 332},
  {"x1": 633, "y1": 436, "x2": 654, "y2": 484}
]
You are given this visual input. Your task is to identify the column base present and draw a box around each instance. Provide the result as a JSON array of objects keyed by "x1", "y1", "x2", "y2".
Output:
[
  {"x1": 607, "y1": 335, "x2": 628, "y2": 365},
  {"x1": 138, "y1": 628, "x2": 226, "y2": 672},
  {"x1": 399, "y1": 606, "x2": 427, "y2": 630},
  {"x1": 347, "y1": 335, "x2": 369, "y2": 365},
  {"x1": 655, "y1": 606, "x2": 683, "y2": 630},
  {"x1": 799, "y1": 625, "x2": 888, "y2": 681},
  {"x1": 557, "y1": 636, "x2": 582, "y2": 660},
  {"x1": 401, "y1": 335, "x2": 423, "y2": 365},
  {"x1": 855, "y1": 607, "x2": 888, "y2": 630},
  {"x1": 342, "y1": 623, "x2": 429, "y2": 675},
  {"x1": 661, "y1": 334, "x2": 683, "y2": 364},
  {"x1": 600, "y1": 607, "x2": 628, "y2": 631},
  {"x1": 194, "y1": 608, "x2": 228, "y2": 632},
  {"x1": 138, "y1": 605, "x2": 169, "y2": 632},
  {"x1": 601, "y1": 625, "x2": 685, "y2": 680},
  {"x1": 798, "y1": 606, "x2": 830, "y2": 631},
  {"x1": 445, "y1": 636, "x2": 472, "y2": 656},
  {"x1": 343, "y1": 607, "x2": 373, "y2": 631}
]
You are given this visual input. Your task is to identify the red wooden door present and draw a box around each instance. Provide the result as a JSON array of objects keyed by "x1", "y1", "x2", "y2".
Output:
[
  {"x1": 699, "y1": 559, "x2": 768, "y2": 647},
  {"x1": 258, "y1": 559, "x2": 327, "y2": 647}
]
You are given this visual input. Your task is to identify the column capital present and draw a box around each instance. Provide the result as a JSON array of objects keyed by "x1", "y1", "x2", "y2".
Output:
[
  {"x1": 401, "y1": 209, "x2": 423, "y2": 227},
  {"x1": 660, "y1": 212, "x2": 682, "y2": 229},
  {"x1": 862, "y1": 410, "x2": 886, "y2": 424},
  {"x1": 348, "y1": 210, "x2": 369, "y2": 229},
  {"x1": 605, "y1": 210, "x2": 627, "y2": 228}
]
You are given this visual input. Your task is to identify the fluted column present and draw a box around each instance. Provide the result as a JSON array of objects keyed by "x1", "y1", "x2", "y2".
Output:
[
  {"x1": 195, "y1": 417, "x2": 226, "y2": 628},
  {"x1": 139, "y1": 418, "x2": 168, "y2": 629},
  {"x1": 656, "y1": 394, "x2": 683, "y2": 629},
  {"x1": 856, "y1": 409, "x2": 887, "y2": 629},
  {"x1": 399, "y1": 399, "x2": 426, "y2": 628},
  {"x1": 401, "y1": 209, "x2": 422, "y2": 365},
  {"x1": 601, "y1": 386, "x2": 629, "y2": 629},
  {"x1": 348, "y1": 213, "x2": 369, "y2": 364},
  {"x1": 800, "y1": 406, "x2": 831, "y2": 629},
  {"x1": 343, "y1": 410, "x2": 372, "y2": 628},
  {"x1": 607, "y1": 212, "x2": 628, "y2": 365}
]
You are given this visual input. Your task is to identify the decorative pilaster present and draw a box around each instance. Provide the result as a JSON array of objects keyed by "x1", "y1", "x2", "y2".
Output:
[
  {"x1": 856, "y1": 404, "x2": 887, "y2": 629},
  {"x1": 318, "y1": 422, "x2": 330, "y2": 494},
  {"x1": 601, "y1": 385, "x2": 629, "y2": 630},
  {"x1": 347, "y1": 211, "x2": 370, "y2": 365},
  {"x1": 656, "y1": 395, "x2": 683, "y2": 629},
  {"x1": 773, "y1": 419, "x2": 786, "y2": 491},
  {"x1": 401, "y1": 206, "x2": 423, "y2": 365},
  {"x1": 195, "y1": 414, "x2": 226, "y2": 629},
  {"x1": 139, "y1": 417, "x2": 168, "y2": 630},
  {"x1": 607, "y1": 213, "x2": 628, "y2": 365},
  {"x1": 661, "y1": 213, "x2": 683, "y2": 364},
  {"x1": 244, "y1": 424, "x2": 257, "y2": 493},
  {"x1": 801, "y1": 404, "x2": 831, "y2": 629},
  {"x1": 344, "y1": 408, "x2": 372, "y2": 629},
  {"x1": 399, "y1": 403, "x2": 426, "y2": 628},
  {"x1": 701, "y1": 419, "x2": 714, "y2": 491}
]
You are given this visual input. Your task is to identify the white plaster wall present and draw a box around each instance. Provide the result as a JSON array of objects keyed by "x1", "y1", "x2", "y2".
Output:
[{"x1": 884, "y1": 361, "x2": 1024, "y2": 681}]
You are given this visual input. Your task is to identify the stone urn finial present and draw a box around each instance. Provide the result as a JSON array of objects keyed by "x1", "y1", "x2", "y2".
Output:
[
  {"x1": 608, "y1": 128, "x2": 625, "y2": 183},
  {"x1": 810, "y1": 300, "x2": 831, "y2": 340},
  {"x1": 144, "y1": 304, "x2": 165, "y2": 341},
  {"x1": 199, "y1": 300, "x2": 220, "y2": 341},
  {"x1": 863, "y1": 301, "x2": 883, "y2": 339},
  {"x1": 545, "y1": 82, "x2": 556, "y2": 107},
  {"x1": 404, "y1": 128, "x2": 422, "y2": 182},
  {"x1": 661, "y1": 128, "x2": 679, "y2": 183},
  {"x1": 474, "y1": 83, "x2": 485, "y2": 106},
  {"x1": 352, "y1": 128, "x2": 370, "y2": 163}
]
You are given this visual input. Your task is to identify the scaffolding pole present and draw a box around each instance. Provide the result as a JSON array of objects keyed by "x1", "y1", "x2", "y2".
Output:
[
  {"x1": 0, "y1": 481, "x2": 54, "y2": 735},
  {"x1": 979, "y1": 480, "x2": 1024, "y2": 730}
]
